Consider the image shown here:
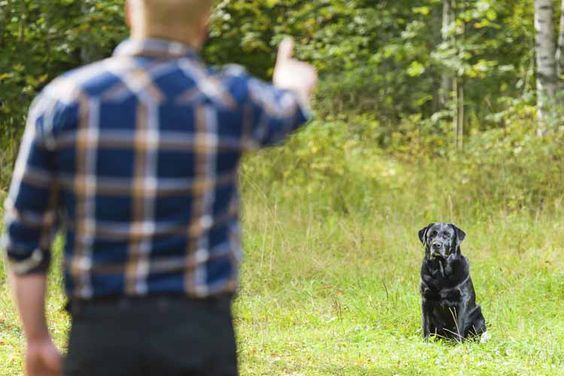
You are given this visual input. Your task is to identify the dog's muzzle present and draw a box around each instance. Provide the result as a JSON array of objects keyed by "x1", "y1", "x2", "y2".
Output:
[{"x1": 430, "y1": 243, "x2": 446, "y2": 259}]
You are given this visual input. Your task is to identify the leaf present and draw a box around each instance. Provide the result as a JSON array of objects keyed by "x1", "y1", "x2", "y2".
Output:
[
  {"x1": 486, "y1": 9, "x2": 497, "y2": 21},
  {"x1": 407, "y1": 61, "x2": 426, "y2": 77},
  {"x1": 413, "y1": 6, "x2": 430, "y2": 16}
]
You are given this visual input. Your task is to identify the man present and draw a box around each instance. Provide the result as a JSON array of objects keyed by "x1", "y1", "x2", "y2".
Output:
[{"x1": 2, "y1": 0, "x2": 317, "y2": 375}]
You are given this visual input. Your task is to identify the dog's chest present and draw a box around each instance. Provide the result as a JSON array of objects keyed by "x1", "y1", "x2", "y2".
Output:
[
  {"x1": 421, "y1": 258, "x2": 466, "y2": 290},
  {"x1": 421, "y1": 264, "x2": 467, "y2": 306},
  {"x1": 422, "y1": 268, "x2": 455, "y2": 291}
]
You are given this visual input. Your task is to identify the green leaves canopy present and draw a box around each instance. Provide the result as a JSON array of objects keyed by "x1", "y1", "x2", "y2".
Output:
[{"x1": 0, "y1": 0, "x2": 547, "y2": 143}]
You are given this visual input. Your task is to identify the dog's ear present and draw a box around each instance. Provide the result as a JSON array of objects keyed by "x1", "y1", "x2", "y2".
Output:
[
  {"x1": 450, "y1": 224, "x2": 466, "y2": 247},
  {"x1": 418, "y1": 224, "x2": 433, "y2": 244}
]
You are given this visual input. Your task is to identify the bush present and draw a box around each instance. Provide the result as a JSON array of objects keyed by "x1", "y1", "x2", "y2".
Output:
[
  {"x1": 0, "y1": 130, "x2": 19, "y2": 193},
  {"x1": 242, "y1": 111, "x2": 563, "y2": 221}
]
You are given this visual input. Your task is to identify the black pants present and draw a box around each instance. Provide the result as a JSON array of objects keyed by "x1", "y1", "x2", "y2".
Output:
[{"x1": 63, "y1": 295, "x2": 238, "y2": 376}]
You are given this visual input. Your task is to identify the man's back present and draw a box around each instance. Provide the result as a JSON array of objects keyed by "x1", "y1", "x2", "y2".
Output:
[
  {"x1": 6, "y1": 38, "x2": 309, "y2": 300},
  {"x1": 4, "y1": 2, "x2": 316, "y2": 374}
]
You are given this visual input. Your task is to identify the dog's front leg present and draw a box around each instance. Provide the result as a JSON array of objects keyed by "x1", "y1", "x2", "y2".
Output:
[
  {"x1": 422, "y1": 304, "x2": 431, "y2": 340},
  {"x1": 449, "y1": 289, "x2": 466, "y2": 341}
]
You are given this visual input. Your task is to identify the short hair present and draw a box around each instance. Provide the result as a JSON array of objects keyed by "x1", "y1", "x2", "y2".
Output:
[{"x1": 130, "y1": 0, "x2": 213, "y2": 31}]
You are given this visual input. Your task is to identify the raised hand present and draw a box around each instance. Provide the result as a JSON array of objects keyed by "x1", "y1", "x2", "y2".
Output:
[{"x1": 273, "y1": 38, "x2": 318, "y2": 106}]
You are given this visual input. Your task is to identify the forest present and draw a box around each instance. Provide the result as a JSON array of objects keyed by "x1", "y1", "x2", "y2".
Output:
[{"x1": 0, "y1": 0, "x2": 563, "y2": 375}]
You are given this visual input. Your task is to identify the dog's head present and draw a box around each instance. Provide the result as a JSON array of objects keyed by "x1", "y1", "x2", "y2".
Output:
[{"x1": 418, "y1": 222, "x2": 466, "y2": 260}]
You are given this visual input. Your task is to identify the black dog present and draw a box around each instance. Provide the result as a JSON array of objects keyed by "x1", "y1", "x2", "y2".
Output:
[{"x1": 418, "y1": 223, "x2": 487, "y2": 342}]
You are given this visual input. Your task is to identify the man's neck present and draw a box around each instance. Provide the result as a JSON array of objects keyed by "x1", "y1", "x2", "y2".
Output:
[{"x1": 132, "y1": 27, "x2": 201, "y2": 50}]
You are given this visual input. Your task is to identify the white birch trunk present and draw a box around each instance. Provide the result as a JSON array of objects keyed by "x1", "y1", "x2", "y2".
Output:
[
  {"x1": 556, "y1": 0, "x2": 564, "y2": 81},
  {"x1": 440, "y1": 0, "x2": 455, "y2": 108},
  {"x1": 452, "y1": 0, "x2": 466, "y2": 150},
  {"x1": 534, "y1": 0, "x2": 558, "y2": 131}
]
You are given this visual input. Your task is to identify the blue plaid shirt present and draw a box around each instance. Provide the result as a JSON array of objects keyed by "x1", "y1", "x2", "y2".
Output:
[{"x1": 3, "y1": 38, "x2": 309, "y2": 299}]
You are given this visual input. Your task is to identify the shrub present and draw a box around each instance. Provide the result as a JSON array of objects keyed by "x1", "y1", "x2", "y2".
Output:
[{"x1": 242, "y1": 110, "x2": 563, "y2": 221}]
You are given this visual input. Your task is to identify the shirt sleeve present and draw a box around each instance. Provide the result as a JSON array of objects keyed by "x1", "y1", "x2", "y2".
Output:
[
  {"x1": 243, "y1": 76, "x2": 312, "y2": 149},
  {"x1": 2, "y1": 94, "x2": 62, "y2": 275}
]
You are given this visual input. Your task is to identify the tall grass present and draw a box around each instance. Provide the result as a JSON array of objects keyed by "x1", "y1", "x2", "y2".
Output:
[
  {"x1": 243, "y1": 118, "x2": 563, "y2": 219},
  {"x1": 235, "y1": 122, "x2": 563, "y2": 374},
  {"x1": 237, "y1": 192, "x2": 562, "y2": 375}
]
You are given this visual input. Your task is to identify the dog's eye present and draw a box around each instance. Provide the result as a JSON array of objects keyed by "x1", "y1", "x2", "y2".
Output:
[{"x1": 430, "y1": 231, "x2": 437, "y2": 237}]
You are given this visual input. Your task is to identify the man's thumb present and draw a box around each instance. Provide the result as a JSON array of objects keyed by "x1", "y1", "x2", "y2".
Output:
[{"x1": 276, "y1": 37, "x2": 294, "y2": 64}]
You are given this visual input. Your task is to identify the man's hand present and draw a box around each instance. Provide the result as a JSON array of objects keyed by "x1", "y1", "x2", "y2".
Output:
[
  {"x1": 7, "y1": 272, "x2": 61, "y2": 376},
  {"x1": 25, "y1": 337, "x2": 62, "y2": 376},
  {"x1": 273, "y1": 38, "x2": 318, "y2": 106}
]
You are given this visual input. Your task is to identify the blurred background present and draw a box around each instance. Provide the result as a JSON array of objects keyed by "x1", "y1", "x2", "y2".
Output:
[
  {"x1": 0, "y1": 0, "x2": 562, "y2": 212},
  {"x1": 0, "y1": 1, "x2": 563, "y2": 375}
]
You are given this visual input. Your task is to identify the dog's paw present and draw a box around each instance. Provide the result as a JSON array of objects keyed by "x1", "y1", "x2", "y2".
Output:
[{"x1": 480, "y1": 331, "x2": 491, "y2": 344}]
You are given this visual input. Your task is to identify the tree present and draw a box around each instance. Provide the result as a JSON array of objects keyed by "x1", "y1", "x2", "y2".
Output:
[
  {"x1": 534, "y1": 0, "x2": 558, "y2": 132},
  {"x1": 439, "y1": 0, "x2": 465, "y2": 149},
  {"x1": 0, "y1": 0, "x2": 557, "y2": 182},
  {"x1": 440, "y1": 0, "x2": 455, "y2": 109},
  {"x1": 556, "y1": 0, "x2": 564, "y2": 81},
  {"x1": 453, "y1": 0, "x2": 466, "y2": 150}
]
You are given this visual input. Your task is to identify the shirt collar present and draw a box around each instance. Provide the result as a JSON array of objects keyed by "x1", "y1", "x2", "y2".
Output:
[{"x1": 113, "y1": 38, "x2": 200, "y2": 60}]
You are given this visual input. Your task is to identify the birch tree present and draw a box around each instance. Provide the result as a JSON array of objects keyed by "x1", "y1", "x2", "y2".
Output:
[
  {"x1": 440, "y1": 0, "x2": 455, "y2": 108},
  {"x1": 439, "y1": 0, "x2": 465, "y2": 149},
  {"x1": 453, "y1": 0, "x2": 466, "y2": 150},
  {"x1": 534, "y1": 0, "x2": 558, "y2": 131},
  {"x1": 556, "y1": 0, "x2": 564, "y2": 81}
]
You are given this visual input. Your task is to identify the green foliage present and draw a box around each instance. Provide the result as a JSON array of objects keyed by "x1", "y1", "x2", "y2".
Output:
[
  {"x1": 0, "y1": 0, "x2": 558, "y2": 171},
  {"x1": 210, "y1": 0, "x2": 546, "y2": 128},
  {"x1": 243, "y1": 114, "x2": 563, "y2": 220},
  {"x1": 0, "y1": 0, "x2": 125, "y2": 118},
  {"x1": 0, "y1": 0, "x2": 126, "y2": 184}
]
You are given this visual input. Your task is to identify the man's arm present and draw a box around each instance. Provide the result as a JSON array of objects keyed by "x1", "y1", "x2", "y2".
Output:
[
  {"x1": 2, "y1": 93, "x2": 63, "y2": 376},
  {"x1": 8, "y1": 272, "x2": 61, "y2": 376},
  {"x1": 243, "y1": 38, "x2": 318, "y2": 148},
  {"x1": 8, "y1": 271, "x2": 50, "y2": 342}
]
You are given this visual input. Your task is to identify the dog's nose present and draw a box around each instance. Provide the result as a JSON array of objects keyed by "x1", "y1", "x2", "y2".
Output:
[{"x1": 431, "y1": 243, "x2": 441, "y2": 250}]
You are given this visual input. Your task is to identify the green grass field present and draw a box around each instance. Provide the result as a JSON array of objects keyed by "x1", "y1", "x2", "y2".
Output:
[
  {"x1": 236, "y1": 195, "x2": 563, "y2": 375},
  {"x1": 1, "y1": 153, "x2": 563, "y2": 375}
]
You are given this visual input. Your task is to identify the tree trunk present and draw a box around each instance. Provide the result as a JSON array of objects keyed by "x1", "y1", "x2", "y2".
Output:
[
  {"x1": 556, "y1": 0, "x2": 564, "y2": 82},
  {"x1": 452, "y1": 0, "x2": 465, "y2": 150},
  {"x1": 456, "y1": 78, "x2": 464, "y2": 149},
  {"x1": 440, "y1": 0, "x2": 455, "y2": 108},
  {"x1": 431, "y1": 6, "x2": 443, "y2": 112},
  {"x1": 534, "y1": 0, "x2": 558, "y2": 133}
]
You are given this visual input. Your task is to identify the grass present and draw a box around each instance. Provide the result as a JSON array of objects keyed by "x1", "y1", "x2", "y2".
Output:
[
  {"x1": 236, "y1": 197, "x2": 563, "y2": 375},
  {"x1": 1, "y1": 149, "x2": 563, "y2": 375}
]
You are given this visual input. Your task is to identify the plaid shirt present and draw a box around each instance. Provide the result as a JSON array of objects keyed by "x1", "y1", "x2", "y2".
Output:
[{"x1": 3, "y1": 38, "x2": 309, "y2": 299}]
